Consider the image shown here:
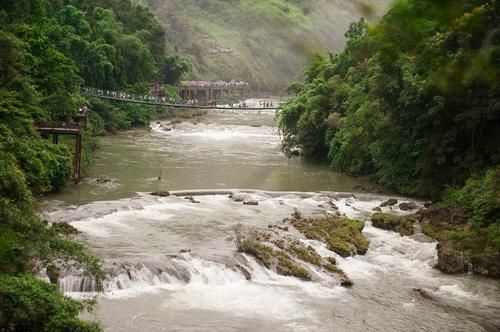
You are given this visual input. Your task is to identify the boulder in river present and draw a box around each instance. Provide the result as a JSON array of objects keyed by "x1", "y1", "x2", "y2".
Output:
[
  {"x1": 229, "y1": 193, "x2": 246, "y2": 202},
  {"x1": 380, "y1": 198, "x2": 398, "y2": 207},
  {"x1": 420, "y1": 206, "x2": 500, "y2": 278},
  {"x1": 243, "y1": 199, "x2": 259, "y2": 206},
  {"x1": 235, "y1": 226, "x2": 354, "y2": 286},
  {"x1": 399, "y1": 202, "x2": 418, "y2": 210},
  {"x1": 371, "y1": 213, "x2": 416, "y2": 236},
  {"x1": 184, "y1": 196, "x2": 200, "y2": 203},
  {"x1": 436, "y1": 242, "x2": 468, "y2": 274},
  {"x1": 290, "y1": 215, "x2": 369, "y2": 257}
]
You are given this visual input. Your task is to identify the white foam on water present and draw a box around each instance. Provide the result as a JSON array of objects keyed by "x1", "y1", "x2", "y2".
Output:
[
  {"x1": 177, "y1": 128, "x2": 275, "y2": 141},
  {"x1": 161, "y1": 282, "x2": 315, "y2": 321},
  {"x1": 437, "y1": 284, "x2": 482, "y2": 300}
]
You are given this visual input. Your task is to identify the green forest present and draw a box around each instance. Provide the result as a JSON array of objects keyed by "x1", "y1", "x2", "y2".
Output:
[{"x1": 0, "y1": 0, "x2": 187, "y2": 329}]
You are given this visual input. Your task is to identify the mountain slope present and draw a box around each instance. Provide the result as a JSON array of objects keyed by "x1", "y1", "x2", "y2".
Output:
[{"x1": 140, "y1": 0, "x2": 392, "y2": 92}]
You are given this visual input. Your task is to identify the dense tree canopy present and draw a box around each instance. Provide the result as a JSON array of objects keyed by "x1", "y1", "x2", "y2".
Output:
[
  {"x1": 0, "y1": 0, "x2": 173, "y2": 329},
  {"x1": 279, "y1": 0, "x2": 500, "y2": 198}
]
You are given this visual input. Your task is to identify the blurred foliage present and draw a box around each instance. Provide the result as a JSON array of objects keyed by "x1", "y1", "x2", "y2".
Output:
[
  {"x1": 279, "y1": 0, "x2": 500, "y2": 199},
  {"x1": 142, "y1": 0, "x2": 392, "y2": 92},
  {"x1": 444, "y1": 166, "x2": 499, "y2": 227},
  {"x1": 0, "y1": 275, "x2": 101, "y2": 331}
]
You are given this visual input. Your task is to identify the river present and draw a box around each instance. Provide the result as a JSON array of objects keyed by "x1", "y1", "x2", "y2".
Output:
[{"x1": 43, "y1": 109, "x2": 500, "y2": 331}]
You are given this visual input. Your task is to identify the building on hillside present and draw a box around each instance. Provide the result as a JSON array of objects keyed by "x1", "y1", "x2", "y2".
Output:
[{"x1": 179, "y1": 80, "x2": 250, "y2": 105}]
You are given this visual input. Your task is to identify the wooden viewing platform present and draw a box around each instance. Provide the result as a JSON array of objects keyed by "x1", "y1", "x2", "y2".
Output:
[
  {"x1": 36, "y1": 107, "x2": 88, "y2": 183},
  {"x1": 36, "y1": 122, "x2": 83, "y2": 135}
]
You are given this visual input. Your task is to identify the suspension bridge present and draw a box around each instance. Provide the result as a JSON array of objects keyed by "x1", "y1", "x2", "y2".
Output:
[{"x1": 81, "y1": 87, "x2": 279, "y2": 111}]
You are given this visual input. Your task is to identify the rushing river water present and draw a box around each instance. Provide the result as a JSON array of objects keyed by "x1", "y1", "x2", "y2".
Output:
[{"x1": 43, "y1": 110, "x2": 500, "y2": 331}]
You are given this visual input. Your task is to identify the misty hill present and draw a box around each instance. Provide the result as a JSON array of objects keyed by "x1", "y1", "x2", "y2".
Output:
[{"x1": 138, "y1": 0, "x2": 392, "y2": 92}]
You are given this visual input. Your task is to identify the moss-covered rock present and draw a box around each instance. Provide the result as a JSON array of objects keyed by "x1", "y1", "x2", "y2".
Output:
[
  {"x1": 287, "y1": 243, "x2": 322, "y2": 266},
  {"x1": 237, "y1": 237, "x2": 311, "y2": 280},
  {"x1": 371, "y1": 213, "x2": 416, "y2": 236},
  {"x1": 275, "y1": 251, "x2": 311, "y2": 280},
  {"x1": 51, "y1": 222, "x2": 80, "y2": 235},
  {"x1": 290, "y1": 216, "x2": 369, "y2": 257},
  {"x1": 237, "y1": 238, "x2": 274, "y2": 268},
  {"x1": 420, "y1": 206, "x2": 500, "y2": 278},
  {"x1": 236, "y1": 229, "x2": 355, "y2": 284}
]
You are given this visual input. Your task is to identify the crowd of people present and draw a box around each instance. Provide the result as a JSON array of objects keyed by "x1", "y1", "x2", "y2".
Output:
[
  {"x1": 259, "y1": 100, "x2": 274, "y2": 108},
  {"x1": 81, "y1": 87, "x2": 278, "y2": 109}
]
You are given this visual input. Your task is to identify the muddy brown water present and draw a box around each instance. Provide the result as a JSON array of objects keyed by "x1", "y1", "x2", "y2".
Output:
[{"x1": 43, "y1": 110, "x2": 500, "y2": 331}]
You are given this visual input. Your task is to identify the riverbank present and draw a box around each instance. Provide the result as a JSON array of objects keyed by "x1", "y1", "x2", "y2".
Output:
[{"x1": 367, "y1": 197, "x2": 500, "y2": 279}]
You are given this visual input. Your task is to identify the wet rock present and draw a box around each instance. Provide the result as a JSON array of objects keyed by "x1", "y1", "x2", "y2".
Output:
[
  {"x1": 380, "y1": 198, "x2": 398, "y2": 207},
  {"x1": 323, "y1": 262, "x2": 353, "y2": 287},
  {"x1": 276, "y1": 225, "x2": 289, "y2": 232},
  {"x1": 229, "y1": 193, "x2": 246, "y2": 202},
  {"x1": 243, "y1": 200, "x2": 259, "y2": 206},
  {"x1": 372, "y1": 207, "x2": 382, "y2": 212},
  {"x1": 436, "y1": 243, "x2": 468, "y2": 274},
  {"x1": 179, "y1": 249, "x2": 191, "y2": 253},
  {"x1": 151, "y1": 191, "x2": 170, "y2": 197},
  {"x1": 413, "y1": 288, "x2": 433, "y2": 300},
  {"x1": 96, "y1": 177, "x2": 112, "y2": 183},
  {"x1": 273, "y1": 239, "x2": 286, "y2": 249},
  {"x1": 235, "y1": 264, "x2": 252, "y2": 280},
  {"x1": 327, "y1": 257, "x2": 337, "y2": 265},
  {"x1": 471, "y1": 254, "x2": 500, "y2": 278},
  {"x1": 399, "y1": 202, "x2": 418, "y2": 211},
  {"x1": 46, "y1": 265, "x2": 61, "y2": 284},
  {"x1": 318, "y1": 201, "x2": 338, "y2": 210},
  {"x1": 51, "y1": 222, "x2": 80, "y2": 235},
  {"x1": 292, "y1": 208, "x2": 302, "y2": 219},
  {"x1": 371, "y1": 213, "x2": 416, "y2": 236},
  {"x1": 236, "y1": 228, "x2": 354, "y2": 285},
  {"x1": 291, "y1": 216, "x2": 369, "y2": 257},
  {"x1": 184, "y1": 196, "x2": 200, "y2": 203},
  {"x1": 419, "y1": 206, "x2": 468, "y2": 227}
]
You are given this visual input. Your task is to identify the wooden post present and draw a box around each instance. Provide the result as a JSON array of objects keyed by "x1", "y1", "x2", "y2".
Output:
[
  {"x1": 74, "y1": 133, "x2": 82, "y2": 184},
  {"x1": 52, "y1": 134, "x2": 59, "y2": 144}
]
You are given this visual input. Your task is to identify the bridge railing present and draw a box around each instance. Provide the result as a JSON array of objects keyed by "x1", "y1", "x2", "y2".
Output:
[
  {"x1": 79, "y1": 86, "x2": 280, "y2": 110},
  {"x1": 36, "y1": 122, "x2": 82, "y2": 130},
  {"x1": 80, "y1": 87, "x2": 182, "y2": 105}
]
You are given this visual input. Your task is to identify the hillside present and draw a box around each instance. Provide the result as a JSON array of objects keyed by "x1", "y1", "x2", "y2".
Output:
[{"x1": 139, "y1": 0, "x2": 392, "y2": 92}]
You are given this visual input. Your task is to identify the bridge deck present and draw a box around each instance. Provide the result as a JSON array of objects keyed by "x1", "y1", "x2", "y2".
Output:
[{"x1": 88, "y1": 95, "x2": 278, "y2": 111}]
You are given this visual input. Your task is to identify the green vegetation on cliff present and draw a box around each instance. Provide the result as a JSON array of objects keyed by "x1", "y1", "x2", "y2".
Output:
[
  {"x1": 279, "y1": 0, "x2": 499, "y2": 198},
  {"x1": 140, "y1": 0, "x2": 391, "y2": 91},
  {"x1": 0, "y1": 0, "x2": 178, "y2": 329}
]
